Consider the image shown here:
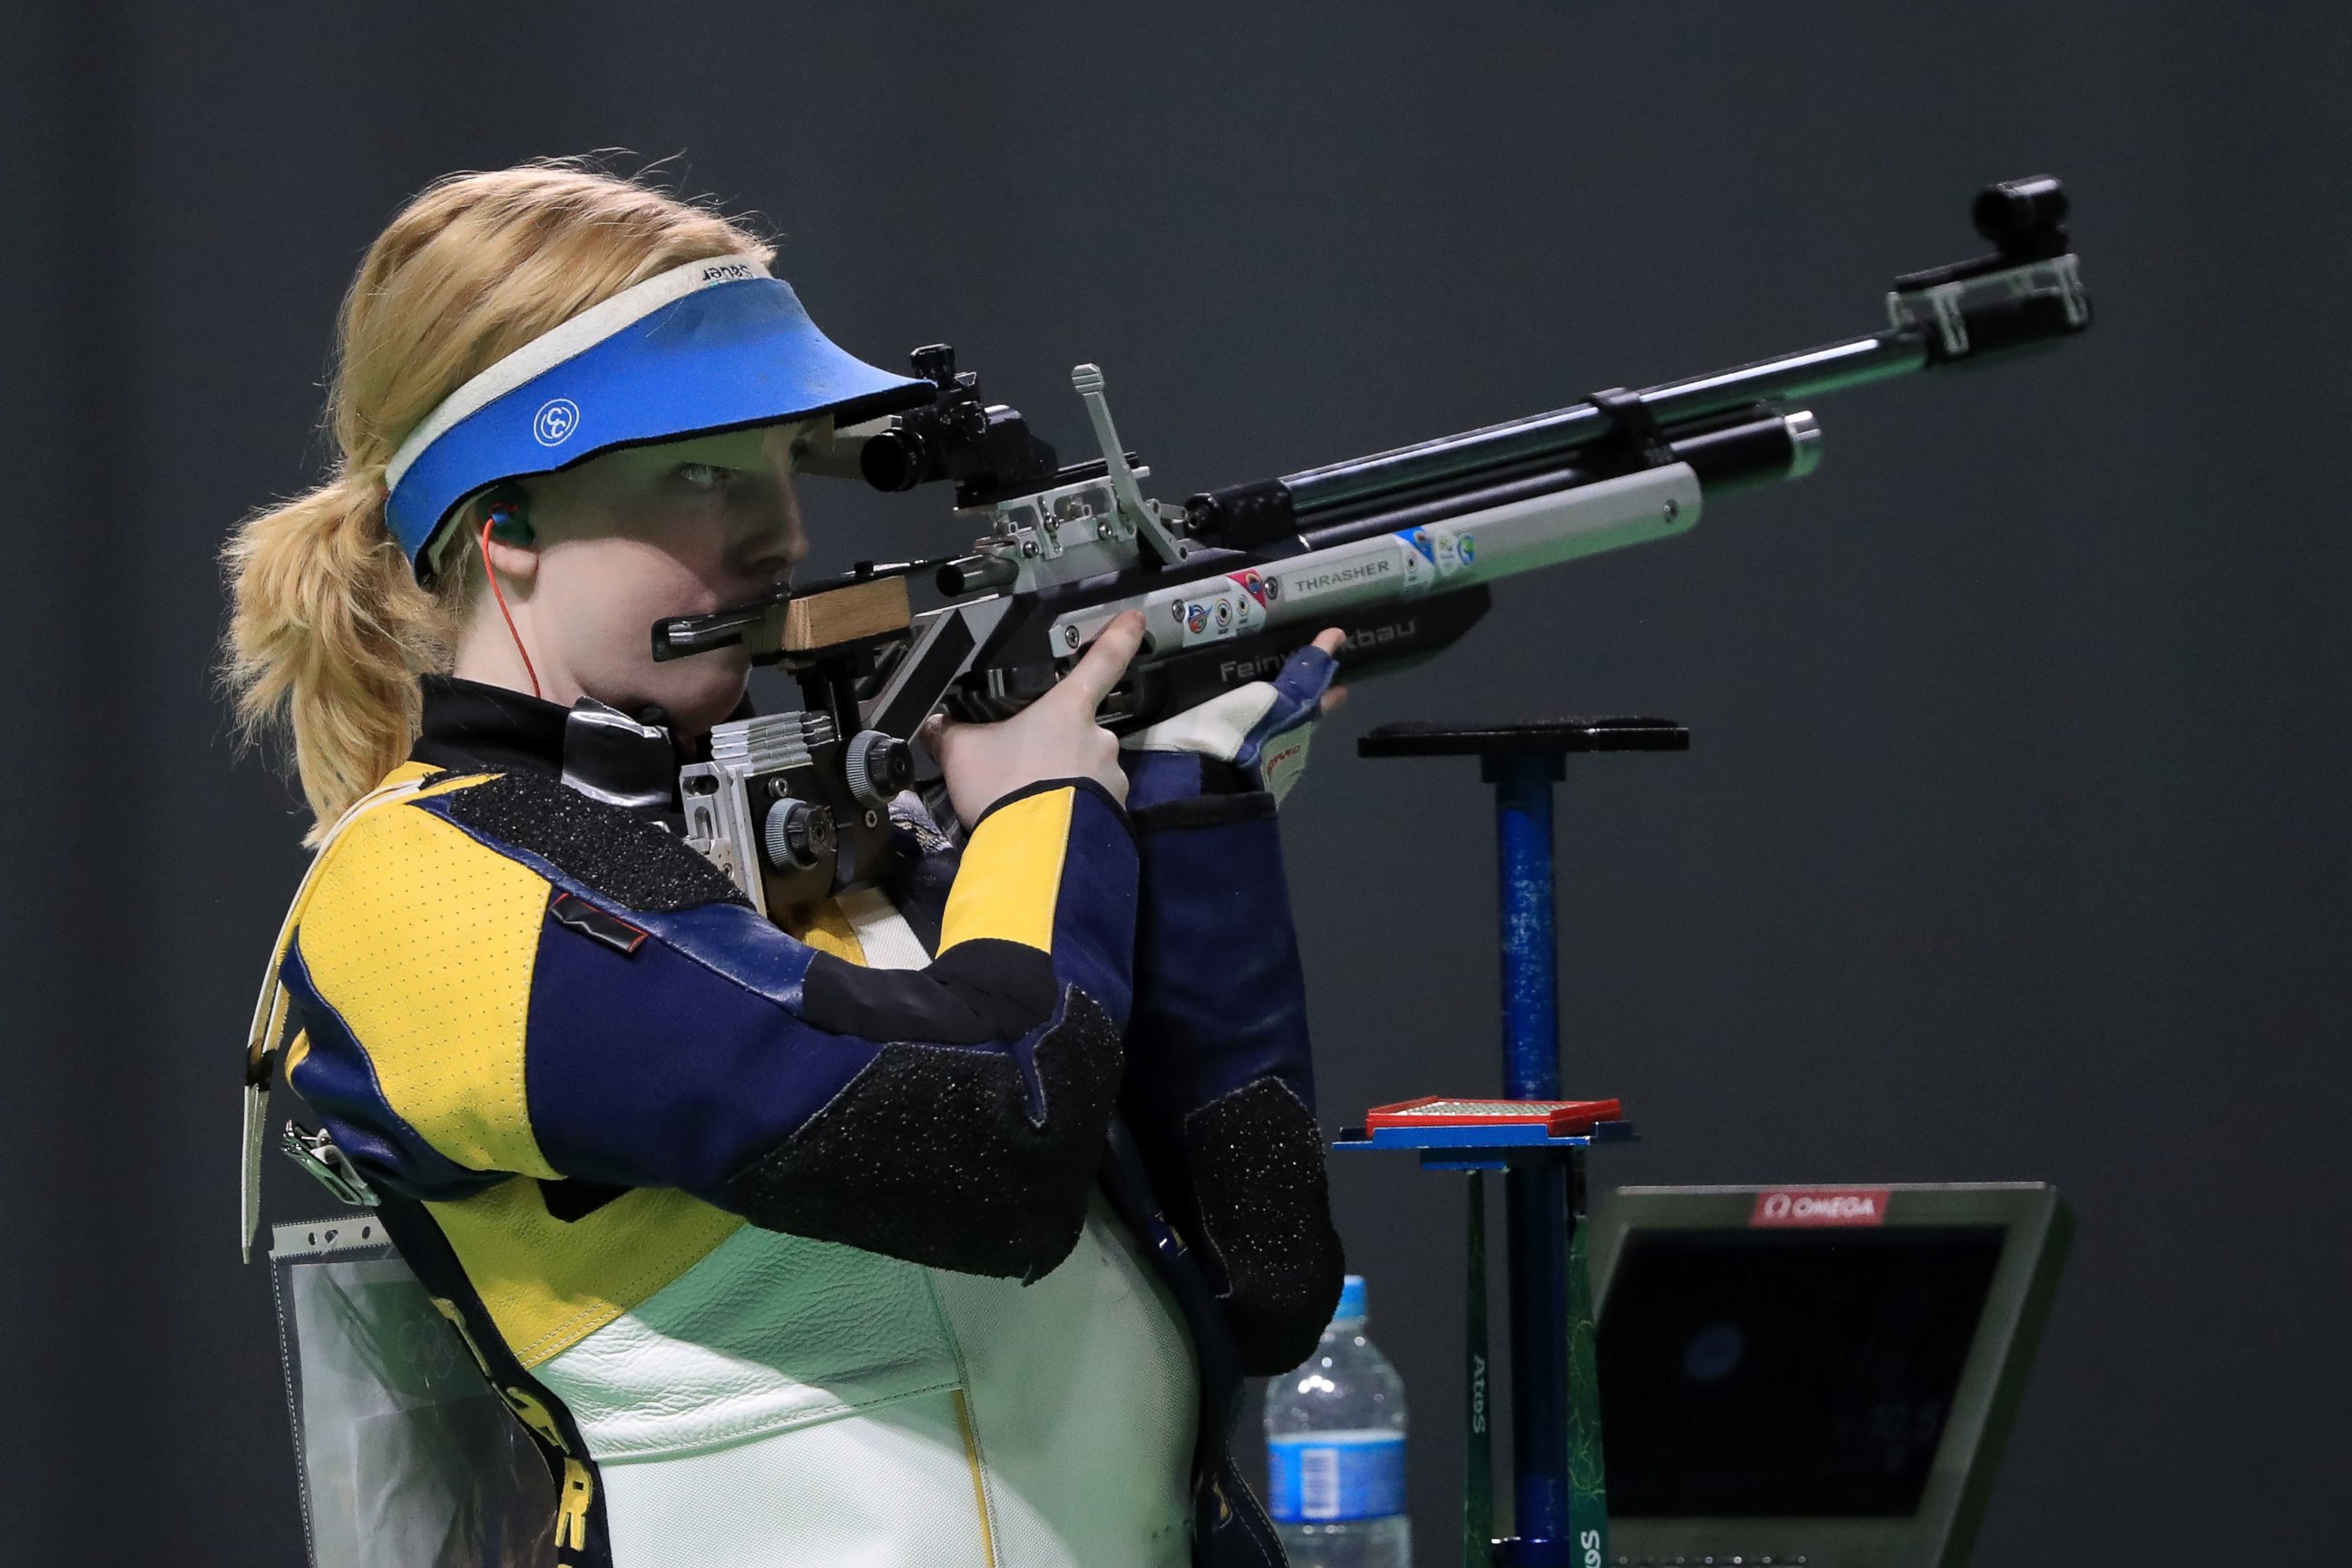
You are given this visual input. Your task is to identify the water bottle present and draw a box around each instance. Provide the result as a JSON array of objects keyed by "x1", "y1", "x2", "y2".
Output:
[{"x1": 1265, "y1": 1274, "x2": 1411, "y2": 1567}]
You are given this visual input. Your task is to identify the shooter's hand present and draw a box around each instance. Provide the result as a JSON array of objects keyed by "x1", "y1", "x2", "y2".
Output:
[
  {"x1": 1120, "y1": 626, "x2": 1348, "y2": 807},
  {"x1": 919, "y1": 610, "x2": 1146, "y2": 829}
]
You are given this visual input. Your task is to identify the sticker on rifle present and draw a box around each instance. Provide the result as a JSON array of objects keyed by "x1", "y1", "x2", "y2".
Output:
[
  {"x1": 1176, "y1": 588, "x2": 1266, "y2": 647},
  {"x1": 1413, "y1": 524, "x2": 1475, "y2": 579},
  {"x1": 1385, "y1": 532, "x2": 1436, "y2": 595},
  {"x1": 1280, "y1": 538, "x2": 1430, "y2": 605},
  {"x1": 1230, "y1": 569, "x2": 1276, "y2": 608},
  {"x1": 1432, "y1": 528, "x2": 1475, "y2": 577}
]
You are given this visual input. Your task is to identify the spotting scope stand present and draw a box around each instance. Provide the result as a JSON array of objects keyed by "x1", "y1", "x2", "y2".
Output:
[{"x1": 1340, "y1": 717, "x2": 1689, "y2": 1568}]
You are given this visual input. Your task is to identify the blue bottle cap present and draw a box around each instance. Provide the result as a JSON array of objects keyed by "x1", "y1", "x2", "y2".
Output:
[{"x1": 1334, "y1": 1275, "x2": 1368, "y2": 1323}]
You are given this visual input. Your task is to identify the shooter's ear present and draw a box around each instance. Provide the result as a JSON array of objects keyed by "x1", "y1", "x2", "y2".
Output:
[
  {"x1": 482, "y1": 485, "x2": 534, "y2": 547},
  {"x1": 467, "y1": 485, "x2": 543, "y2": 591}
]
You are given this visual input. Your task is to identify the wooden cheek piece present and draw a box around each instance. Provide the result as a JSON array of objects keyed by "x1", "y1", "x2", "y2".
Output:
[{"x1": 779, "y1": 574, "x2": 913, "y2": 655}]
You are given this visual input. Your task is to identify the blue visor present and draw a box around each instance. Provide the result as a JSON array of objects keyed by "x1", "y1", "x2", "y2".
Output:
[{"x1": 383, "y1": 256, "x2": 930, "y2": 576}]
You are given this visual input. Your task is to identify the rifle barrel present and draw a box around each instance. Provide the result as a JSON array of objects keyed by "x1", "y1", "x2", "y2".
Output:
[
  {"x1": 1286, "y1": 410, "x2": 1817, "y2": 559},
  {"x1": 1277, "y1": 328, "x2": 1926, "y2": 524}
]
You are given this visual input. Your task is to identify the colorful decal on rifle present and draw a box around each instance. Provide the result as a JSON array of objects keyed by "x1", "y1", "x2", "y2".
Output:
[
  {"x1": 1403, "y1": 527, "x2": 1437, "y2": 564},
  {"x1": 1416, "y1": 523, "x2": 1476, "y2": 579},
  {"x1": 1230, "y1": 569, "x2": 1276, "y2": 608},
  {"x1": 1174, "y1": 584, "x2": 1269, "y2": 648}
]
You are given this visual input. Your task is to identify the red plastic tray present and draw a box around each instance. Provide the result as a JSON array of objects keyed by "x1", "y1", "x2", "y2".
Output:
[{"x1": 1362, "y1": 1095, "x2": 1624, "y2": 1136}]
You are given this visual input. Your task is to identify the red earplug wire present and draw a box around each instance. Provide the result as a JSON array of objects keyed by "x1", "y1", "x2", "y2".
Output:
[{"x1": 480, "y1": 514, "x2": 543, "y2": 701}]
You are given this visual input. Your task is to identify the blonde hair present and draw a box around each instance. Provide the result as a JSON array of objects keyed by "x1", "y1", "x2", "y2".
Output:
[{"x1": 222, "y1": 160, "x2": 771, "y2": 841}]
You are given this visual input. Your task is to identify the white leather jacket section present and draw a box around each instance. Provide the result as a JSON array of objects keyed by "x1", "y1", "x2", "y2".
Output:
[{"x1": 534, "y1": 897, "x2": 1200, "y2": 1568}]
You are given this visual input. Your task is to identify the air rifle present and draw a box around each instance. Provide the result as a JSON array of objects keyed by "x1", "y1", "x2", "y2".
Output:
[{"x1": 659, "y1": 176, "x2": 2091, "y2": 906}]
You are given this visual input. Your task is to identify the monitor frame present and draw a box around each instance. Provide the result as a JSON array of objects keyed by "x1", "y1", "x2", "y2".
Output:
[{"x1": 1588, "y1": 1182, "x2": 2071, "y2": 1568}]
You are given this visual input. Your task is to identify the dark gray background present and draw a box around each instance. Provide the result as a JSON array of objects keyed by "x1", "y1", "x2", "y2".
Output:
[{"x1": 5, "y1": 3, "x2": 2345, "y2": 1562}]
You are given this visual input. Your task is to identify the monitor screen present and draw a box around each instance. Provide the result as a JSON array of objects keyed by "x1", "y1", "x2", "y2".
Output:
[{"x1": 1598, "y1": 1225, "x2": 2005, "y2": 1518}]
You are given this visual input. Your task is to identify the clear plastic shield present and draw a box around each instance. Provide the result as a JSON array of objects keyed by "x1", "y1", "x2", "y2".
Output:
[{"x1": 270, "y1": 1217, "x2": 556, "y2": 1568}]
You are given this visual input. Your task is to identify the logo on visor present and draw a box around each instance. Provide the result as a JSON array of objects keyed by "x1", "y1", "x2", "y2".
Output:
[{"x1": 533, "y1": 398, "x2": 582, "y2": 447}]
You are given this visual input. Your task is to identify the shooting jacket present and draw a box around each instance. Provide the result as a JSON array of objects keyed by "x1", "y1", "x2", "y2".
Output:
[{"x1": 273, "y1": 675, "x2": 1343, "y2": 1568}]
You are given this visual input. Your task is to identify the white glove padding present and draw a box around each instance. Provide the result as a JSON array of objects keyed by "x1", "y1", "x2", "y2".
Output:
[{"x1": 1119, "y1": 643, "x2": 1339, "y2": 805}]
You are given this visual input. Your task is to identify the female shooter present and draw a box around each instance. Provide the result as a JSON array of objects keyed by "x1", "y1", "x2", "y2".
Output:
[{"x1": 224, "y1": 162, "x2": 1346, "y2": 1568}]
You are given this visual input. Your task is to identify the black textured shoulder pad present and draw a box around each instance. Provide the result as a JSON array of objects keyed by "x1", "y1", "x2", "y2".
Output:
[
  {"x1": 427, "y1": 769, "x2": 748, "y2": 913},
  {"x1": 1182, "y1": 1075, "x2": 1347, "y2": 1376},
  {"x1": 722, "y1": 987, "x2": 1123, "y2": 1281}
]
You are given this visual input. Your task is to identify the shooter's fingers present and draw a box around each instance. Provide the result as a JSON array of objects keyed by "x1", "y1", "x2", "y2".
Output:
[
  {"x1": 1052, "y1": 610, "x2": 1148, "y2": 711},
  {"x1": 915, "y1": 710, "x2": 953, "y2": 758},
  {"x1": 1309, "y1": 627, "x2": 1347, "y2": 657}
]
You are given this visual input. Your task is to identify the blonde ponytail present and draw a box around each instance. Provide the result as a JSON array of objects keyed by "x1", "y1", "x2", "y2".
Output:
[
  {"x1": 222, "y1": 158, "x2": 770, "y2": 841},
  {"x1": 222, "y1": 469, "x2": 447, "y2": 843}
]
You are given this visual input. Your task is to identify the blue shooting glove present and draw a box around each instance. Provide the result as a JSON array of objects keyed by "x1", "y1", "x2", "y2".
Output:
[{"x1": 1118, "y1": 642, "x2": 1341, "y2": 810}]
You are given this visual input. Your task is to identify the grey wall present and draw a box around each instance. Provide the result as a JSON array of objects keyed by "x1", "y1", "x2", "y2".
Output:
[{"x1": 4, "y1": 3, "x2": 2345, "y2": 1562}]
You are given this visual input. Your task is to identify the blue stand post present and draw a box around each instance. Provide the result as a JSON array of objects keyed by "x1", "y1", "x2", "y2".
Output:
[
  {"x1": 1490, "y1": 754, "x2": 1574, "y2": 1552},
  {"x1": 1348, "y1": 717, "x2": 1687, "y2": 1568},
  {"x1": 1494, "y1": 756, "x2": 1564, "y2": 1101}
]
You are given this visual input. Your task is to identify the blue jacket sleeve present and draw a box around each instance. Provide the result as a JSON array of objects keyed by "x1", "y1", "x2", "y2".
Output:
[
  {"x1": 285, "y1": 769, "x2": 1138, "y2": 1283},
  {"x1": 1119, "y1": 751, "x2": 1346, "y2": 1373}
]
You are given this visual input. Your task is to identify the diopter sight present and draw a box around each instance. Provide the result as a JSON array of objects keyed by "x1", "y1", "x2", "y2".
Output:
[{"x1": 854, "y1": 344, "x2": 1064, "y2": 505}]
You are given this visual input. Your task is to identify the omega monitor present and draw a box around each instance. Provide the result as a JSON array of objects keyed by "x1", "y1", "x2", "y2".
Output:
[{"x1": 1588, "y1": 1182, "x2": 2071, "y2": 1568}]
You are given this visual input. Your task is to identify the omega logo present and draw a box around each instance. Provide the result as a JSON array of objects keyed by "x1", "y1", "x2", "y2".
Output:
[{"x1": 1751, "y1": 1187, "x2": 1890, "y2": 1227}]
